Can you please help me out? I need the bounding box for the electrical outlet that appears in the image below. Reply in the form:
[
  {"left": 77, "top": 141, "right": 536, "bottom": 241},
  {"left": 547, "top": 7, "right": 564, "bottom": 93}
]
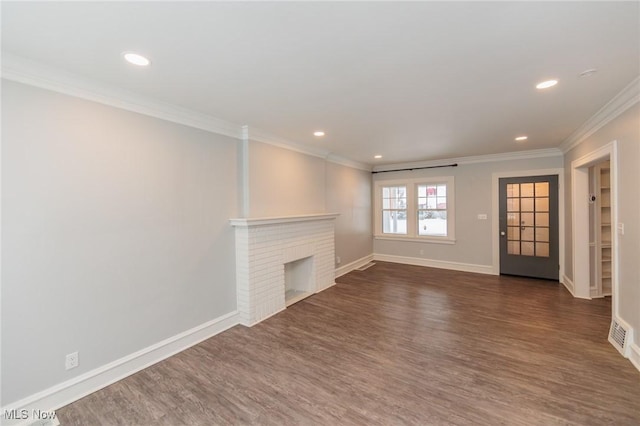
[
  {"left": 419, "top": 249, "right": 424, "bottom": 255},
  {"left": 65, "top": 352, "right": 79, "bottom": 370},
  {"left": 477, "top": 214, "right": 488, "bottom": 220},
  {"left": 336, "top": 256, "right": 341, "bottom": 264}
]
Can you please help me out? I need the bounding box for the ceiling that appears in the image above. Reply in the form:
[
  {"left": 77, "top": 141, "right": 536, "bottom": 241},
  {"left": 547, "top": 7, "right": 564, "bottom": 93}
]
[{"left": 2, "top": 2, "right": 639, "bottom": 165}]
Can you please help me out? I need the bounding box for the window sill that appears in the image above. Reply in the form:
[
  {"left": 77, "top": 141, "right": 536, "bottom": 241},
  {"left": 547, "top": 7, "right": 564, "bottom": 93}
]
[{"left": 374, "top": 235, "right": 456, "bottom": 245}]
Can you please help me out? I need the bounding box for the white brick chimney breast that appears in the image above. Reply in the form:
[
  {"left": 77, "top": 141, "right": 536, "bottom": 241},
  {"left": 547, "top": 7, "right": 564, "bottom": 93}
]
[{"left": 230, "top": 214, "right": 339, "bottom": 326}]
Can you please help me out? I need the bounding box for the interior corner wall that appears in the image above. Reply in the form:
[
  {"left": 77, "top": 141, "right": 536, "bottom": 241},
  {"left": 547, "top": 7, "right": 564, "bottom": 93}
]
[
  {"left": 1, "top": 80, "right": 239, "bottom": 406},
  {"left": 563, "top": 103, "right": 640, "bottom": 344},
  {"left": 247, "top": 140, "right": 326, "bottom": 217},
  {"left": 372, "top": 155, "right": 563, "bottom": 269},
  {"left": 245, "top": 140, "right": 373, "bottom": 268},
  {"left": 325, "top": 162, "right": 373, "bottom": 267}
]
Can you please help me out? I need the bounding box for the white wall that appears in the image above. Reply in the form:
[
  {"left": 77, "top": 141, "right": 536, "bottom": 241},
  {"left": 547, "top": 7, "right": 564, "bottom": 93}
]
[
  {"left": 373, "top": 156, "right": 563, "bottom": 269},
  {"left": 563, "top": 103, "right": 640, "bottom": 344},
  {"left": 1, "top": 81, "right": 239, "bottom": 405}
]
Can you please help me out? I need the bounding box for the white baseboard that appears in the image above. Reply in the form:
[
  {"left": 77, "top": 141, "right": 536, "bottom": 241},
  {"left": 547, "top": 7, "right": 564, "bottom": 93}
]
[
  {"left": 335, "top": 254, "right": 374, "bottom": 278},
  {"left": 561, "top": 274, "right": 592, "bottom": 299},
  {"left": 629, "top": 343, "right": 640, "bottom": 373},
  {"left": 244, "top": 279, "right": 338, "bottom": 327},
  {"left": 1, "top": 311, "right": 241, "bottom": 425},
  {"left": 373, "top": 253, "right": 493, "bottom": 275},
  {"left": 243, "top": 307, "right": 286, "bottom": 328},
  {"left": 561, "top": 274, "right": 576, "bottom": 296},
  {"left": 317, "top": 281, "right": 337, "bottom": 292}
]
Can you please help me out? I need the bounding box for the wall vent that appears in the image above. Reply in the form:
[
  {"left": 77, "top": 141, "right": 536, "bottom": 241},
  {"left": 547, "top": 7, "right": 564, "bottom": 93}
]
[{"left": 608, "top": 319, "right": 628, "bottom": 354}]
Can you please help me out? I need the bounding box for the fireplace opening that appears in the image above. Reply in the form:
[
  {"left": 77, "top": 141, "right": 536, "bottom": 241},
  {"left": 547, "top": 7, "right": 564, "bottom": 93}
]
[{"left": 284, "top": 256, "right": 314, "bottom": 307}]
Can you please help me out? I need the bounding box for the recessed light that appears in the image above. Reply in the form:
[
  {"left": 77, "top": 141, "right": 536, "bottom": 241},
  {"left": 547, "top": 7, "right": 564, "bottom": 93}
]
[
  {"left": 536, "top": 79, "right": 558, "bottom": 89},
  {"left": 374, "top": 155, "right": 382, "bottom": 159},
  {"left": 122, "top": 52, "right": 151, "bottom": 67},
  {"left": 515, "top": 136, "right": 528, "bottom": 141},
  {"left": 313, "top": 131, "right": 325, "bottom": 137}
]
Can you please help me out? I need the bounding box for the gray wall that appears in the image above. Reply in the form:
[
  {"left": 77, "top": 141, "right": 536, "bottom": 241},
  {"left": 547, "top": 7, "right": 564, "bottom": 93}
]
[
  {"left": 563, "top": 103, "right": 640, "bottom": 344},
  {"left": 1, "top": 82, "right": 374, "bottom": 406},
  {"left": 1, "top": 81, "right": 239, "bottom": 405},
  {"left": 373, "top": 156, "right": 563, "bottom": 267},
  {"left": 248, "top": 140, "right": 326, "bottom": 217},
  {"left": 325, "top": 161, "right": 373, "bottom": 267},
  {"left": 247, "top": 140, "right": 373, "bottom": 267}
]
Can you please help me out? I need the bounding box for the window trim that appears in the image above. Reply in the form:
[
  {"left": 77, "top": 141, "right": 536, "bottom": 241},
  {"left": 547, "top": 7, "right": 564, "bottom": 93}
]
[{"left": 374, "top": 176, "right": 456, "bottom": 243}]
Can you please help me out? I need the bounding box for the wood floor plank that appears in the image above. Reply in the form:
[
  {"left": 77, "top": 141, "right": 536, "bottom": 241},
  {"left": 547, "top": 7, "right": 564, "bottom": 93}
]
[{"left": 57, "top": 262, "right": 640, "bottom": 425}]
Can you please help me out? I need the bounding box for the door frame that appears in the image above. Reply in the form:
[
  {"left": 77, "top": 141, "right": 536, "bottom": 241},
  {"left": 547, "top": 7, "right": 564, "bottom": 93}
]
[
  {"left": 491, "top": 168, "right": 565, "bottom": 278},
  {"left": 570, "top": 141, "right": 618, "bottom": 309}
]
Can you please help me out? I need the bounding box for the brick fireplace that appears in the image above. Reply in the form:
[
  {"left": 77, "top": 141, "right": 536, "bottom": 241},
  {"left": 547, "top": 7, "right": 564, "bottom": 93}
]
[{"left": 230, "top": 213, "right": 338, "bottom": 326}]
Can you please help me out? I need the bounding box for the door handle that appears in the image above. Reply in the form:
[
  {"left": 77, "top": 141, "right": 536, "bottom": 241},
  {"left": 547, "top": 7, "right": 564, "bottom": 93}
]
[{"left": 500, "top": 231, "right": 506, "bottom": 237}]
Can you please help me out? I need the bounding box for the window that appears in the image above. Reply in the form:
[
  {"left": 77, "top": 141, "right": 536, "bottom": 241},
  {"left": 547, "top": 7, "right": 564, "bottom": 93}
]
[
  {"left": 382, "top": 186, "right": 407, "bottom": 234},
  {"left": 375, "top": 176, "right": 455, "bottom": 243},
  {"left": 417, "top": 184, "right": 447, "bottom": 236}
]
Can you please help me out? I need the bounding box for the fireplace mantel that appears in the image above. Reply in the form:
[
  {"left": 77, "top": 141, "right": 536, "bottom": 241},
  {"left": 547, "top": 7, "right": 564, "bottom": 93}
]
[
  {"left": 230, "top": 213, "right": 338, "bottom": 326},
  {"left": 230, "top": 213, "right": 339, "bottom": 227}
]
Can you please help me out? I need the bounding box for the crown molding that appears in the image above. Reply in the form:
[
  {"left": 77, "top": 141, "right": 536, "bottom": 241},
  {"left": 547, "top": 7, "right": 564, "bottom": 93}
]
[
  {"left": 372, "top": 148, "right": 563, "bottom": 173},
  {"left": 1, "top": 52, "right": 244, "bottom": 139},
  {"left": 560, "top": 75, "right": 640, "bottom": 153},
  {"left": 1, "top": 53, "right": 573, "bottom": 173},
  {"left": 246, "top": 127, "right": 331, "bottom": 159},
  {"left": 325, "top": 153, "right": 372, "bottom": 171},
  {"left": 1, "top": 53, "right": 372, "bottom": 170},
  {"left": 2, "top": 52, "right": 371, "bottom": 171},
  {"left": 246, "top": 127, "right": 372, "bottom": 171}
]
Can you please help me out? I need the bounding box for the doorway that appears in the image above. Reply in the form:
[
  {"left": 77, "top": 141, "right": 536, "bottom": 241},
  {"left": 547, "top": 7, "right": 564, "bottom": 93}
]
[
  {"left": 491, "top": 168, "right": 564, "bottom": 278},
  {"left": 499, "top": 175, "right": 560, "bottom": 280},
  {"left": 571, "top": 141, "right": 618, "bottom": 309}
]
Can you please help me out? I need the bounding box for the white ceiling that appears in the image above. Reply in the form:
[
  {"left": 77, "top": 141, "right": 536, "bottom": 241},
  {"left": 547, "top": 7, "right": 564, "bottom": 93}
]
[{"left": 2, "top": 1, "right": 639, "bottom": 165}]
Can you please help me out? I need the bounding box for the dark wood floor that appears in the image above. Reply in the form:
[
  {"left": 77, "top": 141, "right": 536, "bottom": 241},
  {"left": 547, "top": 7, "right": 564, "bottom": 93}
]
[{"left": 58, "top": 262, "right": 640, "bottom": 425}]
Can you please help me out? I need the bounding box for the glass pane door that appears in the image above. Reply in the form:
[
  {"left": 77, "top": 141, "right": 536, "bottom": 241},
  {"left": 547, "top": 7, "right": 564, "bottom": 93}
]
[{"left": 499, "top": 175, "right": 559, "bottom": 280}]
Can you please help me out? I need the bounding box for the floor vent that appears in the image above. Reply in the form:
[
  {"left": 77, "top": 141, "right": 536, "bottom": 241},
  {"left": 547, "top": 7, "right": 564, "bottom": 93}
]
[
  {"left": 609, "top": 319, "right": 628, "bottom": 354},
  {"left": 356, "top": 262, "right": 376, "bottom": 271}
]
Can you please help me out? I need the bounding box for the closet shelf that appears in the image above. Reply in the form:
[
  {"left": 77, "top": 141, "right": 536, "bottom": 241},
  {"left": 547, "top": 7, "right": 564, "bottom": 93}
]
[{"left": 594, "top": 164, "right": 611, "bottom": 299}]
